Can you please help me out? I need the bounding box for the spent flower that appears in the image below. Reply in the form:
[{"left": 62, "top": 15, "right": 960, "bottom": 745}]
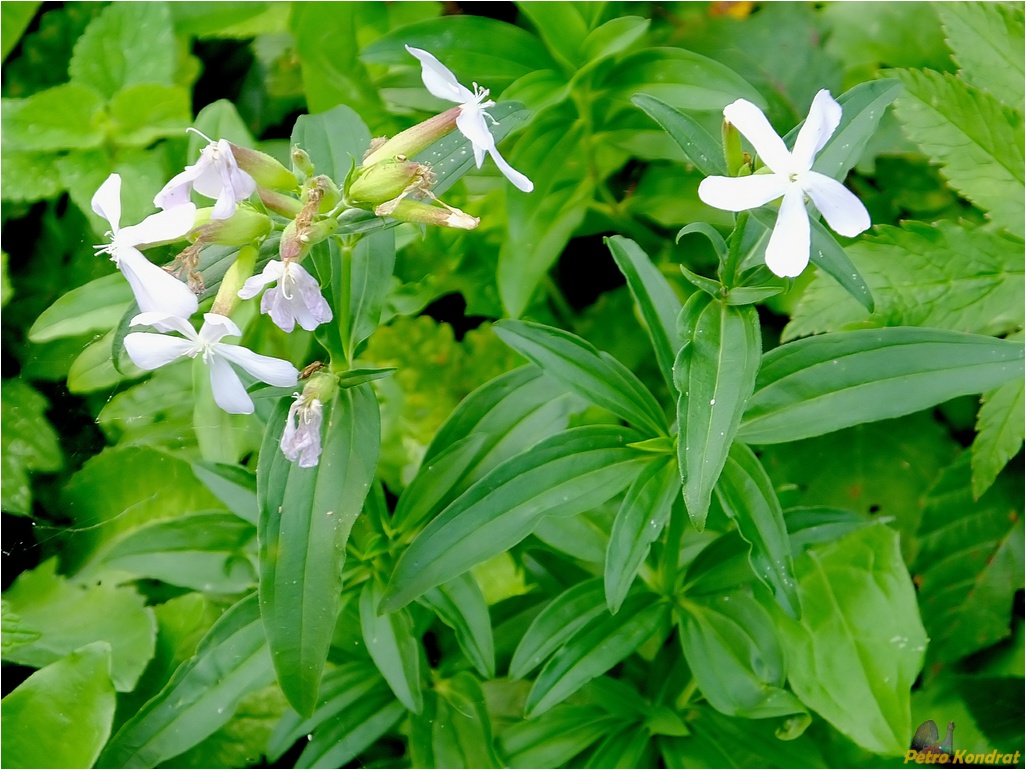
[
  {"left": 698, "top": 89, "right": 871, "bottom": 277},
  {"left": 155, "top": 130, "right": 257, "bottom": 220},
  {"left": 280, "top": 391, "right": 324, "bottom": 468},
  {"left": 238, "top": 260, "right": 333, "bottom": 333}
]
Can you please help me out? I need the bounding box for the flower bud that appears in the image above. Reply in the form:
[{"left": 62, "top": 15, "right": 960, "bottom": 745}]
[
  {"left": 279, "top": 217, "right": 338, "bottom": 261},
  {"left": 211, "top": 243, "right": 257, "bottom": 317},
  {"left": 348, "top": 159, "right": 432, "bottom": 207},
  {"left": 304, "top": 175, "right": 341, "bottom": 214},
  {"left": 378, "top": 199, "right": 479, "bottom": 230},
  {"left": 259, "top": 188, "right": 304, "bottom": 218},
  {"left": 362, "top": 106, "right": 460, "bottom": 167},
  {"left": 192, "top": 207, "right": 272, "bottom": 247},
  {"left": 723, "top": 118, "right": 745, "bottom": 176},
  {"left": 292, "top": 147, "right": 315, "bottom": 179},
  {"left": 229, "top": 143, "right": 298, "bottom": 191}
]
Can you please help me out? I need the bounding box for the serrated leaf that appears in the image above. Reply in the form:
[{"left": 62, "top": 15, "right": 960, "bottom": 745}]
[
  {"left": 108, "top": 83, "right": 191, "bottom": 146},
  {"left": 893, "top": 68, "right": 1025, "bottom": 237},
  {"left": 360, "top": 581, "right": 423, "bottom": 714},
  {"left": 739, "top": 327, "right": 1025, "bottom": 445},
  {"left": 972, "top": 376, "right": 1025, "bottom": 498},
  {"left": 0, "top": 148, "right": 63, "bottom": 202},
  {"left": 1, "top": 600, "right": 40, "bottom": 656},
  {"left": 939, "top": 2, "right": 1025, "bottom": 110},
  {"left": 1, "top": 83, "right": 106, "bottom": 151},
  {"left": 0, "top": 379, "right": 62, "bottom": 516},
  {"left": 916, "top": 454, "right": 1024, "bottom": 666}
]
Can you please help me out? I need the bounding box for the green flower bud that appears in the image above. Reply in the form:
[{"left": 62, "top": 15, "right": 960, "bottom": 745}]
[
  {"left": 349, "top": 159, "right": 432, "bottom": 207},
  {"left": 723, "top": 118, "right": 745, "bottom": 176},
  {"left": 211, "top": 243, "right": 257, "bottom": 317},
  {"left": 292, "top": 147, "right": 315, "bottom": 179},
  {"left": 192, "top": 207, "right": 272, "bottom": 247},
  {"left": 259, "top": 188, "right": 304, "bottom": 218},
  {"left": 304, "top": 175, "right": 341, "bottom": 214},
  {"left": 362, "top": 106, "right": 460, "bottom": 167},
  {"left": 279, "top": 217, "right": 338, "bottom": 261},
  {"left": 378, "top": 199, "right": 478, "bottom": 230},
  {"left": 229, "top": 143, "right": 298, "bottom": 191}
]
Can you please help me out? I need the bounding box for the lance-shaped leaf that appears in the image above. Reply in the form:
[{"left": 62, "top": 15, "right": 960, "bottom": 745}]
[
  {"left": 499, "top": 705, "right": 621, "bottom": 769},
  {"left": 420, "top": 573, "right": 495, "bottom": 679},
  {"left": 392, "top": 434, "right": 489, "bottom": 532},
  {"left": 258, "top": 385, "right": 380, "bottom": 716},
  {"left": 716, "top": 443, "right": 800, "bottom": 618},
  {"left": 494, "top": 320, "right": 667, "bottom": 437},
  {"left": 409, "top": 673, "right": 503, "bottom": 769},
  {"left": 606, "top": 235, "right": 683, "bottom": 392},
  {"left": 336, "top": 229, "right": 396, "bottom": 362},
  {"left": 382, "top": 425, "right": 649, "bottom": 612},
  {"left": 739, "top": 328, "right": 1025, "bottom": 444},
  {"left": 674, "top": 295, "right": 761, "bottom": 530},
  {"left": 359, "top": 581, "right": 424, "bottom": 714},
  {"left": 605, "top": 458, "right": 681, "bottom": 613},
  {"left": 99, "top": 594, "right": 274, "bottom": 768},
  {"left": 192, "top": 461, "right": 258, "bottom": 525},
  {"left": 525, "top": 591, "right": 668, "bottom": 717},
  {"left": 631, "top": 93, "right": 727, "bottom": 177}
]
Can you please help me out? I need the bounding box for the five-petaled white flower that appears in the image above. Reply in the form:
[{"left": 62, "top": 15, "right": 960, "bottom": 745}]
[
  {"left": 237, "top": 259, "right": 333, "bottom": 333},
  {"left": 124, "top": 312, "right": 299, "bottom": 415},
  {"left": 92, "top": 174, "right": 198, "bottom": 319},
  {"left": 406, "top": 45, "right": 533, "bottom": 193},
  {"left": 154, "top": 131, "right": 257, "bottom": 220},
  {"left": 698, "top": 90, "right": 871, "bottom": 278},
  {"left": 280, "top": 392, "right": 324, "bottom": 468}
]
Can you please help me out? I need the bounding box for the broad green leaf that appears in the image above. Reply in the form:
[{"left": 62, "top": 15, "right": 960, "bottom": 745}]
[
  {"left": 581, "top": 16, "right": 649, "bottom": 64},
  {"left": 606, "top": 235, "right": 683, "bottom": 391},
  {"left": 382, "top": 425, "right": 649, "bottom": 611},
  {"left": 605, "top": 458, "right": 680, "bottom": 613},
  {"left": 192, "top": 461, "right": 258, "bottom": 525},
  {"left": 892, "top": 68, "right": 1025, "bottom": 237},
  {"left": 0, "top": 148, "right": 63, "bottom": 202},
  {"left": 420, "top": 573, "right": 495, "bottom": 679},
  {"left": 509, "top": 578, "right": 607, "bottom": 679},
  {"left": 680, "top": 591, "right": 807, "bottom": 725},
  {"left": 291, "top": 103, "right": 371, "bottom": 182},
  {"left": 101, "top": 512, "right": 257, "bottom": 593},
  {"left": 739, "top": 327, "right": 1025, "bottom": 445},
  {"left": 939, "top": 2, "right": 1025, "bottom": 110},
  {"left": 516, "top": 2, "right": 591, "bottom": 69},
  {"left": 785, "top": 221, "right": 1025, "bottom": 341},
  {"left": 916, "top": 454, "right": 1024, "bottom": 666},
  {"left": 1, "top": 83, "right": 106, "bottom": 151},
  {"left": 98, "top": 594, "right": 274, "bottom": 768},
  {"left": 28, "top": 272, "right": 132, "bottom": 343},
  {"left": 675, "top": 297, "right": 761, "bottom": 529},
  {"left": 170, "top": 2, "right": 290, "bottom": 38},
  {"left": 258, "top": 385, "right": 380, "bottom": 716},
  {"left": 785, "top": 506, "right": 878, "bottom": 557},
  {"left": 781, "top": 525, "right": 927, "bottom": 756},
  {"left": 716, "top": 444, "right": 800, "bottom": 618},
  {"left": 1, "top": 2, "right": 40, "bottom": 62},
  {"left": 68, "top": 328, "right": 141, "bottom": 393},
  {"left": 409, "top": 674, "right": 503, "bottom": 769},
  {"left": 2, "top": 558, "right": 155, "bottom": 692},
  {"left": 972, "top": 376, "right": 1025, "bottom": 498},
  {"left": 630, "top": 93, "right": 727, "bottom": 177},
  {"left": 360, "top": 581, "right": 424, "bottom": 713},
  {"left": 525, "top": 591, "right": 667, "bottom": 716},
  {"left": 108, "top": 83, "right": 191, "bottom": 147},
  {"left": 1, "top": 600, "right": 40, "bottom": 655},
  {"left": 0, "top": 379, "right": 62, "bottom": 516},
  {"left": 68, "top": 1, "right": 176, "bottom": 98},
  {"left": 495, "top": 320, "right": 666, "bottom": 436},
  {"left": 499, "top": 705, "right": 619, "bottom": 769},
  {"left": 0, "top": 642, "right": 115, "bottom": 769},
  {"left": 191, "top": 99, "right": 255, "bottom": 150}
]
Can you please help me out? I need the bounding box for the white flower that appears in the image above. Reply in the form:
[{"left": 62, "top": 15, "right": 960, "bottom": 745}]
[
  {"left": 406, "top": 45, "right": 534, "bottom": 193},
  {"left": 92, "top": 173, "right": 198, "bottom": 318},
  {"left": 280, "top": 392, "right": 324, "bottom": 468},
  {"left": 237, "top": 259, "right": 333, "bottom": 333},
  {"left": 154, "top": 131, "right": 257, "bottom": 220},
  {"left": 124, "top": 312, "right": 298, "bottom": 415},
  {"left": 698, "top": 90, "right": 871, "bottom": 278}
]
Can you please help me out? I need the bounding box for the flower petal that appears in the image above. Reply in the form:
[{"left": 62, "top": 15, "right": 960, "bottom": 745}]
[
  {"left": 238, "top": 260, "right": 284, "bottom": 300},
  {"left": 91, "top": 174, "right": 122, "bottom": 230},
  {"left": 488, "top": 148, "right": 534, "bottom": 193},
  {"left": 124, "top": 331, "right": 196, "bottom": 370},
  {"left": 723, "top": 99, "right": 792, "bottom": 174},
  {"left": 289, "top": 263, "right": 333, "bottom": 330},
  {"left": 216, "top": 343, "right": 299, "bottom": 387},
  {"left": 199, "top": 313, "right": 243, "bottom": 345},
  {"left": 119, "top": 204, "right": 196, "bottom": 248},
  {"left": 118, "top": 249, "right": 199, "bottom": 318},
  {"left": 456, "top": 105, "right": 496, "bottom": 153},
  {"left": 261, "top": 288, "right": 297, "bottom": 333},
  {"left": 803, "top": 172, "right": 871, "bottom": 237},
  {"left": 130, "top": 311, "right": 198, "bottom": 337},
  {"left": 207, "top": 355, "right": 254, "bottom": 414},
  {"left": 154, "top": 166, "right": 202, "bottom": 211},
  {"left": 406, "top": 45, "right": 475, "bottom": 103},
  {"left": 791, "top": 90, "right": 842, "bottom": 172},
  {"left": 698, "top": 173, "right": 790, "bottom": 212},
  {"left": 764, "top": 186, "right": 811, "bottom": 278}
]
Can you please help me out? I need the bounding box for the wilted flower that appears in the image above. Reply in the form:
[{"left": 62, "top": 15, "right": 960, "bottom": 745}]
[
  {"left": 92, "top": 173, "right": 198, "bottom": 318},
  {"left": 406, "top": 45, "right": 533, "bottom": 193},
  {"left": 238, "top": 259, "right": 333, "bottom": 333},
  {"left": 155, "top": 130, "right": 257, "bottom": 220},
  {"left": 124, "top": 312, "right": 298, "bottom": 414},
  {"left": 698, "top": 90, "right": 871, "bottom": 277},
  {"left": 280, "top": 391, "right": 324, "bottom": 468}
]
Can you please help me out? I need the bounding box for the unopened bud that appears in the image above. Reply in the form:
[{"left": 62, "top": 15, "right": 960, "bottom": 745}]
[
  {"left": 280, "top": 218, "right": 338, "bottom": 261},
  {"left": 229, "top": 143, "right": 298, "bottom": 191},
  {"left": 259, "top": 188, "right": 304, "bottom": 218},
  {"left": 362, "top": 106, "right": 460, "bottom": 167},
  {"left": 292, "top": 147, "right": 315, "bottom": 179},
  {"left": 349, "top": 159, "right": 432, "bottom": 207},
  {"left": 211, "top": 244, "right": 257, "bottom": 317},
  {"left": 723, "top": 119, "right": 745, "bottom": 176},
  {"left": 192, "top": 207, "right": 272, "bottom": 247},
  {"left": 378, "top": 199, "right": 479, "bottom": 230},
  {"left": 304, "top": 175, "right": 341, "bottom": 214}
]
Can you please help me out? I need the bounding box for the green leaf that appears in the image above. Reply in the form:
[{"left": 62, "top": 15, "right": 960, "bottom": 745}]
[
  {"left": 68, "top": 1, "right": 176, "bottom": 98},
  {"left": 0, "top": 148, "right": 63, "bottom": 202},
  {"left": 716, "top": 444, "right": 800, "bottom": 619},
  {"left": 28, "top": 272, "right": 132, "bottom": 343},
  {"left": 938, "top": 2, "right": 1025, "bottom": 110},
  {"left": 291, "top": 103, "right": 372, "bottom": 182},
  {"left": 1, "top": 600, "right": 40, "bottom": 655},
  {"left": 360, "top": 581, "right": 424, "bottom": 713},
  {"left": 258, "top": 385, "right": 380, "bottom": 716},
  {"left": 785, "top": 221, "right": 1025, "bottom": 341},
  {"left": 101, "top": 512, "right": 257, "bottom": 593},
  {"left": 781, "top": 525, "right": 927, "bottom": 756},
  {"left": 892, "top": 68, "right": 1025, "bottom": 237},
  {"left": 420, "top": 573, "right": 495, "bottom": 679},
  {"left": 1, "top": 83, "right": 106, "bottom": 151},
  {"left": 0, "top": 642, "right": 115, "bottom": 769},
  {"left": 192, "top": 461, "right": 258, "bottom": 525},
  {"left": 582, "top": 16, "right": 649, "bottom": 64},
  {"left": 739, "top": 327, "right": 1025, "bottom": 445},
  {"left": 525, "top": 591, "right": 667, "bottom": 716},
  {"left": 191, "top": 99, "right": 255, "bottom": 148},
  {"left": 0, "top": 379, "right": 62, "bottom": 516},
  {"left": 605, "top": 458, "right": 680, "bottom": 613},
  {"left": 916, "top": 454, "right": 1024, "bottom": 666},
  {"left": 382, "top": 425, "right": 649, "bottom": 611},
  {"left": 680, "top": 591, "right": 807, "bottom": 723},
  {"left": 972, "top": 376, "right": 1025, "bottom": 499},
  {"left": 494, "top": 320, "right": 666, "bottom": 437},
  {"left": 409, "top": 674, "right": 503, "bottom": 769},
  {"left": 585, "top": 724, "right": 652, "bottom": 768},
  {"left": 108, "top": 83, "right": 191, "bottom": 146},
  {"left": 1, "top": 2, "right": 40, "bottom": 62},
  {"left": 631, "top": 94, "right": 727, "bottom": 177},
  {"left": 674, "top": 297, "right": 761, "bottom": 529},
  {"left": 516, "top": 2, "right": 591, "bottom": 69},
  {"left": 98, "top": 594, "right": 275, "bottom": 768},
  {"left": 392, "top": 434, "right": 490, "bottom": 532},
  {"left": 339, "top": 229, "right": 396, "bottom": 361},
  {"left": 2, "top": 558, "right": 155, "bottom": 692},
  {"left": 606, "top": 235, "right": 683, "bottom": 392},
  {"left": 499, "top": 705, "right": 619, "bottom": 769}
]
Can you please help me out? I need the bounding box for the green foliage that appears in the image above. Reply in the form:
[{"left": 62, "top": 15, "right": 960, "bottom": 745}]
[{"left": 0, "top": 379, "right": 61, "bottom": 515}]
